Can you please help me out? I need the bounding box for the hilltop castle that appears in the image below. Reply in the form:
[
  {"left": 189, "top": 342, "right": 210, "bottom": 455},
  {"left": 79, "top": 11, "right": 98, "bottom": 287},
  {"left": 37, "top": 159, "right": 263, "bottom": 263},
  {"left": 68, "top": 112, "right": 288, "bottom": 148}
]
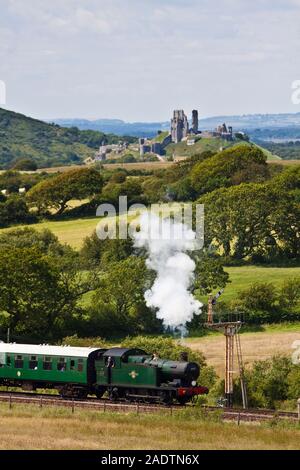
[{"left": 170, "top": 109, "right": 233, "bottom": 143}]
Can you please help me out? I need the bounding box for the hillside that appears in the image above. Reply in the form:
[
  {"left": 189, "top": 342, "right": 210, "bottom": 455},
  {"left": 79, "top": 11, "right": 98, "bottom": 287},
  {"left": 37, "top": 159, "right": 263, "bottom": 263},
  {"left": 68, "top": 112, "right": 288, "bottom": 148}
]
[
  {"left": 0, "top": 108, "right": 134, "bottom": 169},
  {"left": 50, "top": 117, "right": 170, "bottom": 138},
  {"left": 165, "top": 137, "right": 281, "bottom": 161}
]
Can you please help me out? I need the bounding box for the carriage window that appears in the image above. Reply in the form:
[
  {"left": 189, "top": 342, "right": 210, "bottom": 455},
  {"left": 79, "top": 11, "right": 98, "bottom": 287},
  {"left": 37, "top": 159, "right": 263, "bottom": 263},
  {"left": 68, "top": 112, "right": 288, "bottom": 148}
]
[
  {"left": 70, "top": 360, "right": 75, "bottom": 370},
  {"left": 15, "top": 355, "right": 23, "bottom": 368},
  {"left": 57, "top": 357, "right": 67, "bottom": 371},
  {"left": 7, "top": 355, "right": 11, "bottom": 366},
  {"left": 43, "top": 356, "right": 52, "bottom": 370},
  {"left": 29, "top": 356, "right": 38, "bottom": 370},
  {"left": 78, "top": 358, "right": 83, "bottom": 372}
]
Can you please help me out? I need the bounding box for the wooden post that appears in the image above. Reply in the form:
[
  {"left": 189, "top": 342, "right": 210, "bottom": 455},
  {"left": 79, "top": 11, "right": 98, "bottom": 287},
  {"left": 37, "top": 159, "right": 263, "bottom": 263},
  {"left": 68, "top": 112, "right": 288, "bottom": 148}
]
[{"left": 207, "top": 294, "right": 213, "bottom": 323}]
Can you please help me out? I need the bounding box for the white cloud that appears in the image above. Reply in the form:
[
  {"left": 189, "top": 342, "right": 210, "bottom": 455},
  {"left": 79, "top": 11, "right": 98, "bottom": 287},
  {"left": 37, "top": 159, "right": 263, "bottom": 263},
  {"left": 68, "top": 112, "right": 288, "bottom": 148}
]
[{"left": 0, "top": 0, "right": 299, "bottom": 120}]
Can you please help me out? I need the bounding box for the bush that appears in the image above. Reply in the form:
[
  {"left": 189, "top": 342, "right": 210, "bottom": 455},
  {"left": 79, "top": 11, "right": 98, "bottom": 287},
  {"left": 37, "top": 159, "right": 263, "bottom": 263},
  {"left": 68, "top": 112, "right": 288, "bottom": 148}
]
[
  {"left": 279, "top": 278, "right": 300, "bottom": 308},
  {"left": 12, "top": 159, "right": 38, "bottom": 171},
  {"left": 232, "top": 280, "right": 300, "bottom": 324},
  {"left": 0, "top": 195, "right": 36, "bottom": 227},
  {"left": 233, "top": 355, "right": 300, "bottom": 409},
  {"left": 61, "top": 335, "right": 109, "bottom": 348}
]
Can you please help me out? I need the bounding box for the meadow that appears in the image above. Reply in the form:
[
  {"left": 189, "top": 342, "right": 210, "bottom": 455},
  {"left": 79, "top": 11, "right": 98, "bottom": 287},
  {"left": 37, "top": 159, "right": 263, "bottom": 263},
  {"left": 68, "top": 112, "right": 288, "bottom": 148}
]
[{"left": 0, "top": 404, "right": 299, "bottom": 450}]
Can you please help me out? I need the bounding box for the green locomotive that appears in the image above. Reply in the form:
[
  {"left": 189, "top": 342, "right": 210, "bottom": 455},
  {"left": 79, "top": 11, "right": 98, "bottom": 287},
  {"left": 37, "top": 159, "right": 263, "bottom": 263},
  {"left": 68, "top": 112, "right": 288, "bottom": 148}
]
[{"left": 0, "top": 343, "right": 208, "bottom": 404}]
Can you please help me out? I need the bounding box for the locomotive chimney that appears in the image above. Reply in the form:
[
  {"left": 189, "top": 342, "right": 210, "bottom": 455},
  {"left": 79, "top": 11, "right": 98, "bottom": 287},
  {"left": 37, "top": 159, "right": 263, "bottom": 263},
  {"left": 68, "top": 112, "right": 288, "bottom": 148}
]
[{"left": 180, "top": 351, "right": 189, "bottom": 362}]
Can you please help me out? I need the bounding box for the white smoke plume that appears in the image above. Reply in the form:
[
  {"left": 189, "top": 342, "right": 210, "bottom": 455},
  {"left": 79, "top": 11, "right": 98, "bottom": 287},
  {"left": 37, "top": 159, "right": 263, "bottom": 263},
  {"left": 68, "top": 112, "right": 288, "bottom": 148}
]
[{"left": 133, "top": 212, "right": 202, "bottom": 330}]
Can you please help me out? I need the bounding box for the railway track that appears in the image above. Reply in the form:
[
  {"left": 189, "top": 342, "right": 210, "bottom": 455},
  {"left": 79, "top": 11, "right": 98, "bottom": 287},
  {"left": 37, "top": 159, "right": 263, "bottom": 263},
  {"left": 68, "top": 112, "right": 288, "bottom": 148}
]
[
  {"left": 202, "top": 405, "right": 299, "bottom": 423},
  {"left": 0, "top": 391, "right": 299, "bottom": 423}
]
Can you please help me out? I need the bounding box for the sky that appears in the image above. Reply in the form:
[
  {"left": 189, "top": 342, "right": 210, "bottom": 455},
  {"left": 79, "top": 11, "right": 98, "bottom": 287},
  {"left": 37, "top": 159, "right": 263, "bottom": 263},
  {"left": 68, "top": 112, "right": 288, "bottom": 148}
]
[{"left": 0, "top": 0, "right": 300, "bottom": 121}]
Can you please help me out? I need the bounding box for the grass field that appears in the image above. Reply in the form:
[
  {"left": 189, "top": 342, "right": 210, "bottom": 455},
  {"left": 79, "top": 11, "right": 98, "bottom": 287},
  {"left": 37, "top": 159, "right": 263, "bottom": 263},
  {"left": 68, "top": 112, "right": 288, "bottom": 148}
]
[
  {"left": 0, "top": 404, "right": 299, "bottom": 450},
  {"left": 222, "top": 266, "right": 300, "bottom": 302},
  {"left": 0, "top": 217, "right": 101, "bottom": 249},
  {"left": 186, "top": 324, "right": 300, "bottom": 377}
]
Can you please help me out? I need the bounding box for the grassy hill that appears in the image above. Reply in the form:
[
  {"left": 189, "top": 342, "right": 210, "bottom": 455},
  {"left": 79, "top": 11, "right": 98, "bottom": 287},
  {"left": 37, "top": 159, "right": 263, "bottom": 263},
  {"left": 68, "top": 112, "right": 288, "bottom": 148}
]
[
  {"left": 165, "top": 137, "right": 281, "bottom": 161},
  {"left": 0, "top": 108, "right": 134, "bottom": 169}
]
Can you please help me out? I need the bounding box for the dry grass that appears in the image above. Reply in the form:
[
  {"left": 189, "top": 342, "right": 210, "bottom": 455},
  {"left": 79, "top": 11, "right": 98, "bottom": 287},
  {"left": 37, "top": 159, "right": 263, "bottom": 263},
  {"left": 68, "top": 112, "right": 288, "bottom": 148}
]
[
  {"left": 186, "top": 329, "right": 300, "bottom": 377},
  {"left": 0, "top": 405, "right": 299, "bottom": 450},
  {"left": 35, "top": 161, "right": 175, "bottom": 173},
  {"left": 268, "top": 159, "right": 300, "bottom": 166},
  {"left": 102, "top": 161, "right": 174, "bottom": 170}
]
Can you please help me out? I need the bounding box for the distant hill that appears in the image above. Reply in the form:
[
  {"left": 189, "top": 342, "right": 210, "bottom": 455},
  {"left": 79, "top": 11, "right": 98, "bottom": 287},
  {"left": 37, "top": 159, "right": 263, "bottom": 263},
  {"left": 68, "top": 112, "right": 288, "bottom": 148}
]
[
  {"left": 50, "top": 112, "right": 300, "bottom": 141},
  {"left": 0, "top": 108, "right": 135, "bottom": 169},
  {"left": 49, "top": 118, "right": 170, "bottom": 139}
]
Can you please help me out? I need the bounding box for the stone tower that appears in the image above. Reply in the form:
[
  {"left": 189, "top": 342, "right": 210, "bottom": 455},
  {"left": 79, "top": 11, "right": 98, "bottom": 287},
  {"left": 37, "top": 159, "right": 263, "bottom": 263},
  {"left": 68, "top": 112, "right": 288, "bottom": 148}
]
[
  {"left": 171, "top": 110, "right": 189, "bottom": 143},
  {"left": 192, "top": 110, "right": 198, "bottom": 133}
]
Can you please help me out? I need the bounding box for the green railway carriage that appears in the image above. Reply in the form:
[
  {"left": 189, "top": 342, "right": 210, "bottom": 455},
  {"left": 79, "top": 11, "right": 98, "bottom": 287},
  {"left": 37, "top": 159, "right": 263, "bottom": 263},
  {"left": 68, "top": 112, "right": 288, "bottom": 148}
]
[{"left": 0, "top": 343, "right": 105, "bottom": 397}]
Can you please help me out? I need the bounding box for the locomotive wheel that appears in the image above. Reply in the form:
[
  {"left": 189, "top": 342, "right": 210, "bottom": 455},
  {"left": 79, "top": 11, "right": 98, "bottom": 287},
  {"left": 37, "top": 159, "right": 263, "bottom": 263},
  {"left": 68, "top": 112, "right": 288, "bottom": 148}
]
[
  {"left": 159, "top": 391, "right": 172, "bottom": 406},
  {"left": 109, "top": 387, "right": 119, "bottom": 401},
  {"left": 95, "top": 387, "right": 106, "bottom": 399}
]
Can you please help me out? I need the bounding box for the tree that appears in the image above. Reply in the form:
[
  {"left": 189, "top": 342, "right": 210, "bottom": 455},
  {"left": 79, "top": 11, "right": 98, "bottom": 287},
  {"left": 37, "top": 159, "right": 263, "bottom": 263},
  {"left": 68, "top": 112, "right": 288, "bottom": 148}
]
[
  {"left": 199, "top": 182, "right": 299, "bottom": 261},
  {"left": 0, "top": 227, "right": 79, "bottom": 270},
  {"left": 101, "top": 179, "right": 143, "bottom": 205},
  {"left": 190, "top": 144, "right": 267, "bottom": 196},
  {"left": 26, "top": 167, "right": 103, "bottom": 215},
  {"left": 93, "top": 256, "right": 150, "bottom": 318},
  {"left": 110, "top": 171, "right": 127, "bottom": 184},
  {"left": 80, "top": 230, "right": 134, "bottom": 268},
  {"left": 0, "top": 195, "right": 35, "bottom": 228},
  {"left": 235, "top": 356, "right": 293, "bottom": 408},
  {"left": 13, "top": 159, "right": 38, "bottom": 171},
  {"left": 192, "top": 252, "right": 230, "bottom": 295},
  {"left": 90, "top": 256, "right": 153, "bottom": 335},
  {"left": 0, "top": 247, "right": 95, "bottom": 340}
]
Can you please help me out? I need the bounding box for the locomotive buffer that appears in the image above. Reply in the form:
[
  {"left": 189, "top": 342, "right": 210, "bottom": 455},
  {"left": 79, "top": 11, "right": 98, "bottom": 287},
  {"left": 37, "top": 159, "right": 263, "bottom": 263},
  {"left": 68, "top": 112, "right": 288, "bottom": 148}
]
[{"left": 205, "top": 291, "right": 248, "bottom": 409}]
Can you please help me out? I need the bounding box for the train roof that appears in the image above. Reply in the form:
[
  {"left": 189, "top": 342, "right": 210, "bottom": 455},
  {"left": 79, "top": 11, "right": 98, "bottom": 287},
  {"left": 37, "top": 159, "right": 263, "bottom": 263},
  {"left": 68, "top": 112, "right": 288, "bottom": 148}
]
[{"left": 0, "top": 342, "right": 102, "bottom": 358}]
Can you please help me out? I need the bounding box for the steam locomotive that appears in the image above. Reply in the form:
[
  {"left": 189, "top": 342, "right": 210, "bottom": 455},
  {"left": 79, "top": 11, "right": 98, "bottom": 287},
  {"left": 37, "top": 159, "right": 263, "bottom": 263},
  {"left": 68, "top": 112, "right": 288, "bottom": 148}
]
[{"left": 0, "top": 343, "right": 208, "bottom": 405}]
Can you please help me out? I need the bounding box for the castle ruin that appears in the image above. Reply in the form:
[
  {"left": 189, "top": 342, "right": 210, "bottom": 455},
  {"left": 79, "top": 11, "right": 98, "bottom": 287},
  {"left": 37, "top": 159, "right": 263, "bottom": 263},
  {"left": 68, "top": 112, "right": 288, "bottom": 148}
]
[{"left": 171, "top": 110, "right": 189, "bottom": 143}]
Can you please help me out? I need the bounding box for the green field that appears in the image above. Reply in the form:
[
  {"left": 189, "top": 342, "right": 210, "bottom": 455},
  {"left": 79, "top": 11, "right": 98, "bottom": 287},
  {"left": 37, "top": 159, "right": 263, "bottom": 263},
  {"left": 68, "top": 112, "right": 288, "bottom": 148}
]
[
  {"left": 0, "top": 404, "right": 299, "bottom": 450},
  {"left": 222, "top": 266, "right": 300, "bottom": 301},
  {"left": 0, "top": 217, "right": 100, "bottom": 249}
]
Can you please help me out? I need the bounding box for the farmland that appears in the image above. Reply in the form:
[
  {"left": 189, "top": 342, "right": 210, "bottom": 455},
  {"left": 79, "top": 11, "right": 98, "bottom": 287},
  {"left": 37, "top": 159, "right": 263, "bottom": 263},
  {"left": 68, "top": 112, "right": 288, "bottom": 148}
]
[{"left": 186, "top": 324, "right": 300, "bottom": 377}]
